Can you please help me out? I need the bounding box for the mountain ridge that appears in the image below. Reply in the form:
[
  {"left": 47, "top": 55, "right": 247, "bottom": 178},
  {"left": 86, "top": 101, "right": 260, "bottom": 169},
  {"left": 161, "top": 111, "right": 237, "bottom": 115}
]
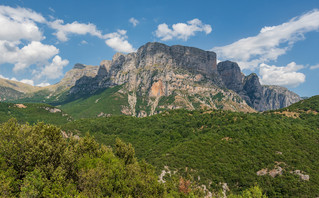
[{"left": 0, "top": 42, "right": 301, "bottom": 116}]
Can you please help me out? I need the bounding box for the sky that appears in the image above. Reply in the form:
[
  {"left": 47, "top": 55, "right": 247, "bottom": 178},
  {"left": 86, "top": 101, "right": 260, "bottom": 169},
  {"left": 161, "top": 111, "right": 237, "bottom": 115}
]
[{"left": 0, "top": 0, "right": 318, "bottom": 97}]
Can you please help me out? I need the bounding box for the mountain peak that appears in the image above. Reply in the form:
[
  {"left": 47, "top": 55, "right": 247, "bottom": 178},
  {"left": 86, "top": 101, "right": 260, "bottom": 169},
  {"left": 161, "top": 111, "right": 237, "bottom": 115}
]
[
  {"left": 0, "top": 42, "right": 301, "bottom": 114},
  {"left": 73, "top": 63, "right": 86, "bottom": 69}
]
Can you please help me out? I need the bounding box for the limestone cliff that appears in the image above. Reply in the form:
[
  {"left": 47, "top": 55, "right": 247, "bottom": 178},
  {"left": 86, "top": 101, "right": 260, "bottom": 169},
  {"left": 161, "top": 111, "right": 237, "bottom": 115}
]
[
  {"left": 217, "top": 61, "right": 301, "bottom": 111},
  {"left": 69, "top": 42, "right": 254, "bottom": 116},
  {"left": 0, "top": 42, "right": 301, "bottom": 114}
]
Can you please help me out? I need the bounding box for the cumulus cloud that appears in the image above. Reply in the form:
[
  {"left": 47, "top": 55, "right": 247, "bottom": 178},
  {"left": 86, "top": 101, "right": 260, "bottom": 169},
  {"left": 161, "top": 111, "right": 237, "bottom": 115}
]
[
  {"left": 0, "top": 5, "right": 135, "bottom": 85},
  {"left": 49, "top": 19, "right": 103, "bottom": 42},
  {"left": 259, "top": 62, "right": 305, "bottom": 87},
  {"left": 310, "top": 64, "right": 319, "bottom": 70},
  {"left": 20, "top": 79, "right": 34, "bottom": 86},
  {"left": 104, "top": 30, "right": 135, "bottom": 53},
  {"left": 0, "top": 41, "right": 60, "bottom": 72},
  {"left": 80, "top": 40, "right": 88, "bottom": 45},
  {"left": 129, "top": 17, "right": 139, "bottom": 27},
  {"left": 0, "top": 5, "right": 45, "bottom": 41},
  {"left": 37, "top": 82, "right": 50, "bottom": 87},
  {"left": 49, "top": 19, "right": 135, "bottom": 53},
  {"left": 213, "top": 9, "right": 319, "bottom": 70},
  {"left": 155, "top": 18, "right": 212, "bottom": 41},
  {"left": 0, "top": 5, "right": 68, "bottom": 82},
  {"left": 36, "top": 55, "right": 69, "bottom": 80}
]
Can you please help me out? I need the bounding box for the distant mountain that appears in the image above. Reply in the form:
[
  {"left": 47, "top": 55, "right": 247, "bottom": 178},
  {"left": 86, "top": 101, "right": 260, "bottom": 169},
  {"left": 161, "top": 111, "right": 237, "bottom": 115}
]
[
  {"left": 0, "top": 42, "right": 301, "bottom": 117},
  {"left": 0, "top": 78, "right": 40, "bottom": 101},
  {"left": 217, "top": 61, "right": 301, "bottom": 111}
]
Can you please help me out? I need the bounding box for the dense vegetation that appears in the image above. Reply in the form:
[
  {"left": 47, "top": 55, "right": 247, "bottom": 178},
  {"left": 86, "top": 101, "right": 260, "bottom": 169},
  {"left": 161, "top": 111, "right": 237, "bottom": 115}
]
[
  {"left": 284, "top": 95, "right": 319, "bottom": 112},
  {"left": 0, "top": 119, "right": 266, "bottom": 197},
  {"left": 1, "top": 95, "right": 319, "bottom": 197},
  {"left": 60, "top": 86, "right": 128, "bottom": 119},
  {"left": 0, "top": 119, "right": 171, "bottom": 197},
  {"left": 0, "top": 102, "right": 70, "bottom": 125},
  {"left": 63, "top": 104, "right": 319, "bottom": 197}
]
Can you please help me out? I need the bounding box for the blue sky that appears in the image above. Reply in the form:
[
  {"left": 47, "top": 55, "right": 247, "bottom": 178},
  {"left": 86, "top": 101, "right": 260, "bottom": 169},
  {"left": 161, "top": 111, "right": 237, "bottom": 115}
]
[{"left": 0, "top": 0, "right": 318, "bottom": 97}]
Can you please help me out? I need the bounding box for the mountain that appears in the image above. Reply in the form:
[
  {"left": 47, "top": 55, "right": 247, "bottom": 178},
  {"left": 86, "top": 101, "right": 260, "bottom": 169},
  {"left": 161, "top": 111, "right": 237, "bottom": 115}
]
[
  {"left": 217, "top": 61, "right": 301, "bottom": 111},
  {"left": 0, "top": 63, "right": 98, "bottom": 104},
  {"left": 0, "top": 78, "right": 40, "bottom": 101},
  {"left": 64, "top": 42, "right": 299, "bottom": 116},
  {"left": 0, "top": 42, "right": 301, "bottom": 117}
]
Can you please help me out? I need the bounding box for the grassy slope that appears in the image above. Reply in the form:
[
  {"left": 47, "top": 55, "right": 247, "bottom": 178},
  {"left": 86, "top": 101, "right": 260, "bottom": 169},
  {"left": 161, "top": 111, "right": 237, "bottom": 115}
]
[
  {"left": 62, "top": 106, "right": 319, "bottom": 197},
  {"left": 0, "top": 102, "right": 71, "bottom": 125},
  {"left": 60, "top": 85, "right": 128, "bottom": 119}
]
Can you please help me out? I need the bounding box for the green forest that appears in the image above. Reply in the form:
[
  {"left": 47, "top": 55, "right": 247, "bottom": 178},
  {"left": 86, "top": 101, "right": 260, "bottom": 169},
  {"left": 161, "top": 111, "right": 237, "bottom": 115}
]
[{"left": 1, "top": 95, "right": 319, "bottom": 197}]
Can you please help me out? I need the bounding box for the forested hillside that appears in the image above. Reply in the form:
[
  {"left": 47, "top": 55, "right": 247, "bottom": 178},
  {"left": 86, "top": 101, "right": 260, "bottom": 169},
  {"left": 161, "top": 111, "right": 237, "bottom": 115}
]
[
  {"left": 0, "top": 119, "right": 266, "bottom": 197},
  {"left": 1, "top": 96, "right": 319, "bottom": 197},
  {"left": 62, "top": 97, "right": 319, "bottom": 197},
  {"left": 0, "top": 102, "right": 70, "bottom": 125}
]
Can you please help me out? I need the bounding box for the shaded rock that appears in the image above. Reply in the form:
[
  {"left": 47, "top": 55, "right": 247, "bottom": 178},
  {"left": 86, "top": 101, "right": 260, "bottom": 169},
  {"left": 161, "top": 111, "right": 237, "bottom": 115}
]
[
  {"left": 217, "top": 61, "right": 244, "bottom": 93},
  {"left": 217, "top": 61, "right": 301, "bottom": 111}
]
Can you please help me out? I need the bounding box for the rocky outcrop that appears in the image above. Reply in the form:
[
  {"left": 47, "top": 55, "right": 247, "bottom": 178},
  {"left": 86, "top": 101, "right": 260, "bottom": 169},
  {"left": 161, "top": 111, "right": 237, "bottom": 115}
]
[
  {"left": 217, "top": 61, "right": 301, "bottom": 111},
  {"left": 0, "top": 42, "right": 301, "bottom": 113},
  {"left": 217, "top": 61, "right": 244, "bottom": 93},
  {"left": 261, "top": 85, "right": 301, "bottom": 111},
  {"left": 69, "top": 42, "right": 254, "bottom": 116},
  {"left": 136, "top": 42, "right": 218, "bottom": 77},
  {"left": 69, "top": 44, "right": 300, "bottom": 114},
  {"left": 54, "top": 63, "right": 99, "bottom": 91}
]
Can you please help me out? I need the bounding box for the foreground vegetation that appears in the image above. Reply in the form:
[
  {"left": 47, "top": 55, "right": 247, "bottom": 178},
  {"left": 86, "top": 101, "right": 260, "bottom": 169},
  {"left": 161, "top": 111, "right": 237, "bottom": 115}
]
[
  {"left": 1, "top": 95, "right": 318, "bottom": 197},
  {"left": 0, "top": 119, "right": 267, "bottom": 197},
  {"left": 0, "top": 119, "right": 168, "bottom": 197}
]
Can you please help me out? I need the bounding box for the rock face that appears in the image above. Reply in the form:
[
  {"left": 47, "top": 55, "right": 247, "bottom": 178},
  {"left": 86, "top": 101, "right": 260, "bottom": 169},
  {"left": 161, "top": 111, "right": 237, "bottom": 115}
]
[
  {"left": 53, "top": 63, "right": 99, "bottom": 91},
  {"left": 69, "top": 43, "right": 300, "bottom": 114},
  {"left": 0, "top": 42, "right": 301, "bottom": 113},
  {"left": 217, "top": 61, "right": 244, "bottom": 93},
  {"left": 217, "top": 60, "right": 301, "bottom": 111},
  {"left": 70, "top": 42, "right": 254, "bottom": 116}
]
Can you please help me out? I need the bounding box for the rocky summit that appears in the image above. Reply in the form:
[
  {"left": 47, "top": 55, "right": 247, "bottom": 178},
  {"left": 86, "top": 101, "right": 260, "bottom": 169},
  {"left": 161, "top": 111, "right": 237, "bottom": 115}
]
[
  {"left": 0, "top": 42, "right": 301, "bottom": 117},
  {"left": 217, "top": 61, "right": 301, "bottom": 111}
]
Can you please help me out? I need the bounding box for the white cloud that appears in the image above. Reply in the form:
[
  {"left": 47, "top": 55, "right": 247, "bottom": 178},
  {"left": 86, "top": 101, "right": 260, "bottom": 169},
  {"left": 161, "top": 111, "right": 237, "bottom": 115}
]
[
  {"left": 49, "top": 19, "right": 135, "bottom": 53},
  {"left": 80, "top": 40, "right": 88, "bottom": 45},
  {"left": 36, "top": 55, "right": 69, "bottom": 80},
  {"left": 129, "top": 17, "right": 139, "bottom": 27},
  {"left": 310, "top": 64, "right": 319, "bottom": 70},
  {"left": 104, "top": 30, "right": 135, "bottom": 53},
  {"left": 49, "top": 19, "right": 103, "bottom": 42},
  {"left": 155, "top": 18, "right": 212, "bottom": 41},
  {"left": 20, "top": 79, "right": 34, "bottom": 86},
  {"left": 48, "top": 7, "right": 55, "bottom": 13},
  {"left": 0, "top": 5, "right": 45, "bottom": 23},
  {"left": 0, "top": 41, "right": 60, "bottom": 72},
  {"left": 259, "top": 62, "right": 305, "bottom": 87},
  {"left": 37, "top": 82, "right": 50, "bottom": 87},
  {"left": 213, "top": 9, "right": 319, "bottom": 70},
  {"left": 0, "top": 74, "right": 34, "bottom": 86},
  {"left": 0, "top": 5, "right": 45, "bottom": 41},
  {"left": 0, "top": 6, "right": 68, "bottom": 82},
  {"left": 0, "top": 5, "right": 135, "bottom": 84},
  {"left": 0, "top": 74, "right": 8, "bottom": 80}
]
